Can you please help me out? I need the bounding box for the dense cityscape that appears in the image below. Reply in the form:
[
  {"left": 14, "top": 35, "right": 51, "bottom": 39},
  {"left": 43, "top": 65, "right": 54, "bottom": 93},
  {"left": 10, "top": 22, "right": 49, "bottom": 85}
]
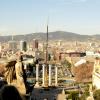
[
  {"left": 0, "top": 30, "right": 100, "bottom": 100},
  {"left": 0, "top": 0, "right": 100, "bottom": 100}
]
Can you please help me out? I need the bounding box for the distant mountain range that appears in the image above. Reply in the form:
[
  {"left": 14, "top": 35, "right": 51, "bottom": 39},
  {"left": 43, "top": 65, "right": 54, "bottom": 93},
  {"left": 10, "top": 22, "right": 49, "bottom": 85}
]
[{"left": 0, "top": 31, "right": 100, "bottom": 42}]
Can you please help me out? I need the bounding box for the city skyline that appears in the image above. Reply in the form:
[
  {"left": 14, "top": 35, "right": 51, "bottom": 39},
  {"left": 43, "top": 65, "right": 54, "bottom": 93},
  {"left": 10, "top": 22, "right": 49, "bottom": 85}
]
[{"left": 0, "top": 0, "right": 100, "bottom": 35}]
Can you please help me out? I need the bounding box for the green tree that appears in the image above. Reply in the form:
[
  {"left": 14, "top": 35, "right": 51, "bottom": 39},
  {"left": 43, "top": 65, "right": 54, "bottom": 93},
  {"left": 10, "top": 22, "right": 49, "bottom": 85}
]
[{"left": 68, "top": 91, "right": 79, "bottom": 100}]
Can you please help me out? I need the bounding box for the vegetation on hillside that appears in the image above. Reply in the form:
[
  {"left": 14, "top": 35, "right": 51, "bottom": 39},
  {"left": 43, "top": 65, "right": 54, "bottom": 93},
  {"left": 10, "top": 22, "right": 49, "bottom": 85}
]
[{"left": 73, "top": 62, "right": 94, "bottom": 82}]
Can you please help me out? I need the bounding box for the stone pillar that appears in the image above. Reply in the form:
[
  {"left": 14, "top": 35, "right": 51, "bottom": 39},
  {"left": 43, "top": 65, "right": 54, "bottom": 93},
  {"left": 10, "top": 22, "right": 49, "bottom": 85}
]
[
  {"left": 36, "top": 64, "right": 39, "bottom": 82},
  {"left": 34, "top": 64, "right": 39, "bottom": 87},
  {"left": 24, "top": 63, "right": 27, "bottom": 70},
  {"left": 55, "top": 65, "right": 58, "bottom": 86},
  {"left": 42, "top": 64, "right": 45, "bottom": 86},
  {"left": 49, "top": 64, "right": 52, "bottom": 86}
]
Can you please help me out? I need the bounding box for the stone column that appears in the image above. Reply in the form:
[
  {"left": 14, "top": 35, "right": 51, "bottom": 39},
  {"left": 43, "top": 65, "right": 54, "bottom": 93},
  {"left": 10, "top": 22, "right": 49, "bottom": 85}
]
[
  {"left": 24, "top": 63, "right": 27, "bottom": 70},
  {"left": 55, "top": 65, "right": 58, "bottom": 86},
  {"left": 34, "top": 64, "right": 39, "bottom": 87},
  {"left": 49, "top": 64, "right": 52, "bottom": 86},
  {"left": 36, "top": 64, "right": 39, "bottom": 82},
  {"left": 42, "top": 64, "right": 45, "bottom": 86}
]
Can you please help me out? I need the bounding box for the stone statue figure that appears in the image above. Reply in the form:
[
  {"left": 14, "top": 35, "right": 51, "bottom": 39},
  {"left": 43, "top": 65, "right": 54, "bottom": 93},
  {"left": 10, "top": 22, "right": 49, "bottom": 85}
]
[
  {"left": 4, "top": 60, "right": 16, "bottom": 84},
  {"left": 15, "top": 55, "right": 27, "bottom": 94}
]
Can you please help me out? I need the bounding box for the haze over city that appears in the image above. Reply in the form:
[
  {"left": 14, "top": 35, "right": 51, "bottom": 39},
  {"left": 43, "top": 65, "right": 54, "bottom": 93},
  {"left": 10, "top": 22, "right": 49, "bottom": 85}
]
[{"left": 0, "top": 0, "right": 100, "bottom": 35}]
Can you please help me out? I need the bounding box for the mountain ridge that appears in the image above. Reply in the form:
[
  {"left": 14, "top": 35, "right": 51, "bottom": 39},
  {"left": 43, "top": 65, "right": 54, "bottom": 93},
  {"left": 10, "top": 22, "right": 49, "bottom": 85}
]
[{"left": 0, "top": 31, "right": 99, "bottom": 42}]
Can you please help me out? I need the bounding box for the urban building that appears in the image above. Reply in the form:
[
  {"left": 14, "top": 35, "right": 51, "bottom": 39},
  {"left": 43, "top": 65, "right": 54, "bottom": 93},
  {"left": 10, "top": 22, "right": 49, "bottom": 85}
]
[{"left": 20, "top": 40, "right": 27, "bottom": 52}]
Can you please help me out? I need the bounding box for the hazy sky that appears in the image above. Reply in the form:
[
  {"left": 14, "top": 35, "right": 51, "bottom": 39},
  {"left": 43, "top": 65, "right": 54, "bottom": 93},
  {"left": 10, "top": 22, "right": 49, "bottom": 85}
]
[{"left": 0, "top": 0, "right": 100, "bottom": 35}]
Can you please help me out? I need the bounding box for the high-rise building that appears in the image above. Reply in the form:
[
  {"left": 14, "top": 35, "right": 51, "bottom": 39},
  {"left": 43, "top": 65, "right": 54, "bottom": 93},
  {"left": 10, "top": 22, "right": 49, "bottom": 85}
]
[
  {"left": 20, "top": 40, "right": 27, "bottom": 52},
  {"left": 32, "top": 39, "right": 38, "bottom": 49}
]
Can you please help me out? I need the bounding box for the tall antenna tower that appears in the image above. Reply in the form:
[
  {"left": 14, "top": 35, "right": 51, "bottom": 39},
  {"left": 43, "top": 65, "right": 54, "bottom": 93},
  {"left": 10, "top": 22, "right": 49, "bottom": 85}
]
[
  {"left": 45, "top": 23, "right": 49, "bottom": 87},
  {"left": 46, "top": 24, "right": 48, "bottom": 64},
  {"left": 44, "top": 16, "right": 49, "bottom": 87}
]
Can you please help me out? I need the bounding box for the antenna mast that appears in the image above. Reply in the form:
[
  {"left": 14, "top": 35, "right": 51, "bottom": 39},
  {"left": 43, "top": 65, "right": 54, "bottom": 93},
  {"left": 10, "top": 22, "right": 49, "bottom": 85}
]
[
  {"left": 45, "top": 18, "right": 49, "bottom": 87},
  {"left": 46, "top": 25, "right": 48, "bottom": 64}
]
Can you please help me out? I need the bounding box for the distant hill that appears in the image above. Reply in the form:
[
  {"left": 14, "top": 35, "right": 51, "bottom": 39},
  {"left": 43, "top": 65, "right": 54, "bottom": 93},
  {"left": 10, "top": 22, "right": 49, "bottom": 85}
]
[{"left": 0, "top": 31, "right": 100, "bottom": 42}]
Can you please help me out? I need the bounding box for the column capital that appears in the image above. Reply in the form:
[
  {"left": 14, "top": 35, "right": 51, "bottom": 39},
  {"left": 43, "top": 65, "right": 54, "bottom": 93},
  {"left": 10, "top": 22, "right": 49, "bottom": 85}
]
[
  {"left": 42, "top": 64, "right": 46, "bottom": 67},
  {"left": 36, "top": 64, "right": 39, "bottom": 67},
  {"left": 49, "top": 64, "right": 52, "bottom": 67}
]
